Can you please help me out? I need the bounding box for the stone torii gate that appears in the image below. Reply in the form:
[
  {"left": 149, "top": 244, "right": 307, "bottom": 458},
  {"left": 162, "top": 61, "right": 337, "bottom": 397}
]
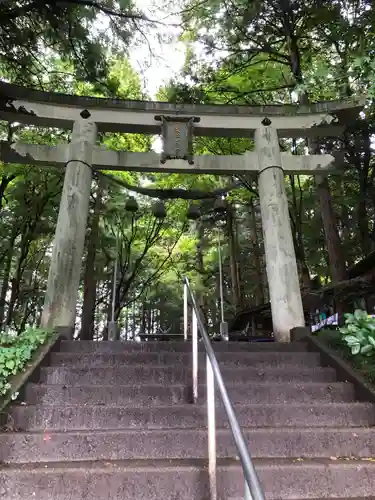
[{"left": 0, "top": 82, "right": 364, "bottom": 341}]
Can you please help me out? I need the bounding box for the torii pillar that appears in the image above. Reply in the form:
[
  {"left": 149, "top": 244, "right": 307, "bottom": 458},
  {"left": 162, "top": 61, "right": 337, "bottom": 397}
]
[
  {"left": 41, "top": 117, "right": 97, "bottom": 336},
  {"left": 254, "top": 124, "right": 304, "bottom": 342}
]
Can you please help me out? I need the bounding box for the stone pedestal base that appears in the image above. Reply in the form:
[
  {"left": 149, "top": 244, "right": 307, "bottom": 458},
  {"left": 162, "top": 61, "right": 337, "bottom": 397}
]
[{"left": 290, "top": 326, "right": 311, "bottom": 342}]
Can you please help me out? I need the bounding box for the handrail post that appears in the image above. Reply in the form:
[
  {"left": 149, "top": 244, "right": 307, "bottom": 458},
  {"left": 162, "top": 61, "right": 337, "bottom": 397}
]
[
  {"left": 192, "top": 308, "right": 198, "bottom": 404},
  {"left": 245, "top": 480, "right": 253, "bottom": 500},
  {"left": 184, "top": 282, "right": 188, "bottom": 341},
  {"left": 217, "top": 227, "right": 228, "bottom": 341},
  {"left": 207, "top": 354, "right": 217, "bottom": 500},
  {"left": 184, "top": 276, "right": 265, "bottom": 500}
]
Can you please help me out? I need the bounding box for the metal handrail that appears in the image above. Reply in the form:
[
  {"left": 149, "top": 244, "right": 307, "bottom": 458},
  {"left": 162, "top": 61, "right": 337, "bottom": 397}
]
[{"left": 183, "top": 276, "right": 266, "bottom": 500}]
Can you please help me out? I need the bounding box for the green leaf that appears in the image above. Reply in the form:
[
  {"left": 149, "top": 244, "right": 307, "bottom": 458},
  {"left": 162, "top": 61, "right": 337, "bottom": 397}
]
[
  {"left": 347, "top": 324, "right": 360, "bottom": 334},
  {"left": 354, "top": 309, "right": 369, "bottom": 321},
  {"left": 339, "top": 327, "right": 350, "bottom": 335},
  {"left": 351, "top": 344, "right": 361, "bottom": 355},
  {"left": 361, "top": 345, "right": 373, "bottom": 354},
  {"left": 368, "top": 336, "right": 375, "bottom": 347},
  {"left": 5, "top": 360, "right": 15, "bottom": 370},
  {"left": 343, "top": 335, "right": 360, "bottom": 345}
]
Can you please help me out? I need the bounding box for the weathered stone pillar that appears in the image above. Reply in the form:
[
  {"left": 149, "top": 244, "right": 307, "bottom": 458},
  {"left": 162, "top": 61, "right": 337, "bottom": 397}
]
[
  {"left": 255, "top": 125, "right": 304, "bottom": 342},
  {"left": 41, "top": 118, "right": 97, "bottom": 334}
]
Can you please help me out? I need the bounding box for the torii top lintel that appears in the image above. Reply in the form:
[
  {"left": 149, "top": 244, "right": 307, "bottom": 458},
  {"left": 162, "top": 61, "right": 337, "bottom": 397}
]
[{"left": 0, "top": 81, "right": 365, "bottom": 138}]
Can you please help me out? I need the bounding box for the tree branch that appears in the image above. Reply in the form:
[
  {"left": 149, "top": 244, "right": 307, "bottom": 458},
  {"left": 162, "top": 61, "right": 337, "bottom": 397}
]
[{"left": 62, "top": 0, "right": 165, "bottom": 25}]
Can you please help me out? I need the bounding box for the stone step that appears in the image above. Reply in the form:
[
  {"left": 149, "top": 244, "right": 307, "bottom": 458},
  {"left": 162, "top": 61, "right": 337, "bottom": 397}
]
[
  {"left": 0, "top": 459, "right": 374, "bottom": 498},
  {"left": 9, "top": 403, "right": 375, "bottom": 431},
  {"left": 59, "top": 340, "right": 308, "bottom": 353},
  {"left": 25, "top": 382, "right": 354, "bottom": 405},
  {"left": 2, "top": 427, "right": 374, "bottom": 463},
  {"left": 39, "top": 365, "right": 338, "bottom": 385},
  {"left": 50, "top": 351, "right": 321, "bottom": 368}
]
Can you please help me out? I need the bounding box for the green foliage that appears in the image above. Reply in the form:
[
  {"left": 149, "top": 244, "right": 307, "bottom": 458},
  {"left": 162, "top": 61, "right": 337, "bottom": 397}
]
[
  {"left": 165, "top": 0, "right": 375, "bottom": 299},
  {"left": 0, "top": 0, "right": 147, "bottom": 86},
  {"left": 340, "top": 310, "right": 375, "bottom": 356},
  {"left": 319, "top": 311, "right": 375, "bottom": 385},
  {"left": 0, "top": 328, "right": 52, "bottom": 396}
]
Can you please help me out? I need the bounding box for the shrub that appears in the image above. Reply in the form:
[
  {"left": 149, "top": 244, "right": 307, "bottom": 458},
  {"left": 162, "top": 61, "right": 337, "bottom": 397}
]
[
  {"left": 340, "top": 309, "right": 375, "bottom": 356},
  {"left": 0, "top": 328, "right": 52, "bottom": 396}
]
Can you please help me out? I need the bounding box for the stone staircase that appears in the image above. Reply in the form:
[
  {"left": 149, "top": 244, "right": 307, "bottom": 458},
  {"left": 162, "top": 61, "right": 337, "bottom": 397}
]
[{"left": 1, "top": 340, "right": 375, "bottom": 499}]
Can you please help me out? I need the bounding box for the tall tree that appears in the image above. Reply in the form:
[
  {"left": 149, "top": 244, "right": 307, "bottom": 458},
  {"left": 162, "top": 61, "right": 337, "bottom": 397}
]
[{"left": 176, "top": 0, "right": 374, "bottom": 285}]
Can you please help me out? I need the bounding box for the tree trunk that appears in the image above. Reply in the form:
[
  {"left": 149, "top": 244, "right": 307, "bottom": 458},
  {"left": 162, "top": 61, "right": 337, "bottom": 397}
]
[
  {"left": 356, "top": 143, "right": 371, "bottom": 255},
  {"left": 248, "top": 198, "right": 265, "bottom": 305},
  {"left": 146, "top": 304, "right": 152, "bottom": 335},
  {"left": 141, "top": 304, "right": 147, "bottom": 333},
  {"left": 102, "top": 280, "right": 112, "bottom": 341},
  {"left": 233, "top": 213, "right": 245, "bottom": 308},
  {"left": 132, "top": 301, "right": 136, "bottom": 339},
  {"left": 0, "top": 228, "right": 17, "bottom": 328},
  {"left": 289, "top": 174, "right": 311, "bottom": 288},
  {"left": 124, "top": 308, "right": 129, "bottom": 340},
  {"left": 18, "top": 271, "right": 34, "bottom": 333},
  {"left": 0, "top": 175, "right": 16, "bottom": 214},
  {"left": 81, "top": 181, "right": 103, "bottom": 340},
  {"left": 336, "top": 177, "right": 353, "bottom": 266},
  {"left": 5, "top": 278, "right": 18, "bottom": 328},
  {"left": 227, "top": 205, "right": 241, "bottom": 310},
  {"left": 5, "top": 226, "right": 31, "bottom": 328},
  {"left": 288, "top": 37, "right": 347, "bottom": 284},
  {"left": 315, "top": 176, "right": 347, "bottom": 282}
]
